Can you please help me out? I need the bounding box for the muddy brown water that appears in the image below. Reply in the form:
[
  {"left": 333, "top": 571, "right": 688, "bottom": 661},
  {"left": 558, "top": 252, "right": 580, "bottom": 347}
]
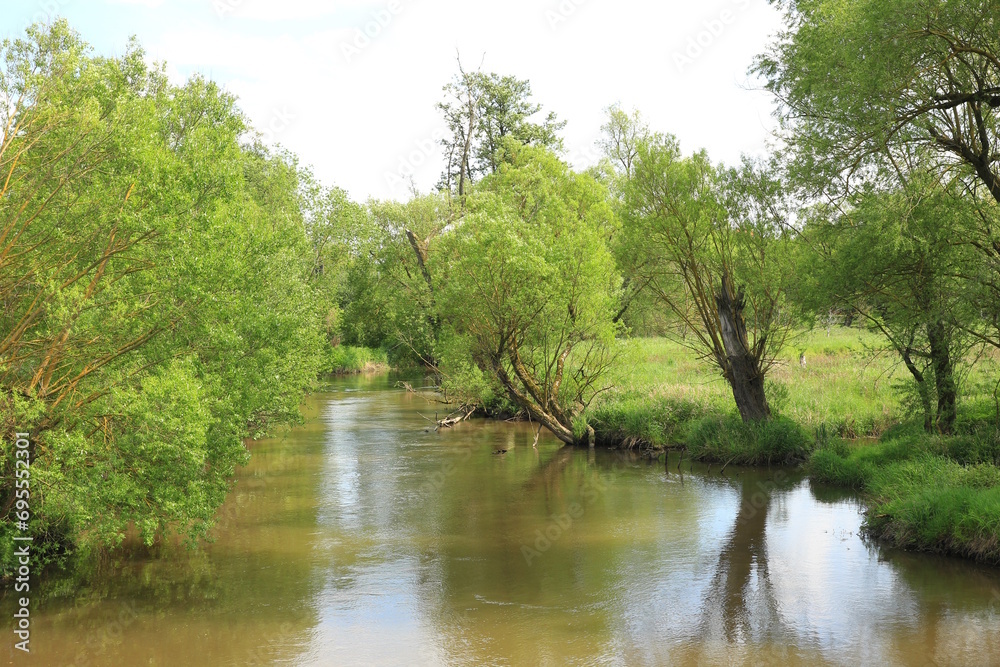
[{"left": 4, "top": 374, "right": 1000, "bottom": 666}]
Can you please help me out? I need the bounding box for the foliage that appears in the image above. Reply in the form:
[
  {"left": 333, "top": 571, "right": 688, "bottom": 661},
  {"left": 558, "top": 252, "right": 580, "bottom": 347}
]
[
  {"left": 616, "top": 129, "right": 796, "bottom": 421},
  {"left": 435, "top": 145, "right": 620, "bottom": 444},
  {"left": 588, "top": 391, "right": 710, "bottom": 449},
  {"left": 794, "top": 171, "right": 981, "bottom": 432},
  {"left": 0, "top": 22, "right": 325, "bottom": 566},
  {"left": 338, "top": 193, "right": 453, "bottom": 366},
  {"left": 323, "top": 345, "right": 390, "bottom": 375},
  {"left": 437, "top": 65, "right": 565, "bottom": 196},
  {"left": 757, "top": 0, "right": 1000, "bottom": 202}
]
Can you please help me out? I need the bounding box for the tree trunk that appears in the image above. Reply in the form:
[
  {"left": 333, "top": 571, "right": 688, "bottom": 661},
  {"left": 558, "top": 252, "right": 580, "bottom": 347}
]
[
  {"left": 927, "top": 320, "right": 956, "bottom": 434},
  {"left": 716, "top": 272, "right": 770, "bottom": 423},
  {"left": 900, "top": 346, "right": 934, "bottom": 432}
]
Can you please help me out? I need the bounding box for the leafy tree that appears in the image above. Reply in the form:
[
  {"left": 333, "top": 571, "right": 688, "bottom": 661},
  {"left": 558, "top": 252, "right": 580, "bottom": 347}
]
[
  {"left": 795, "top": 171, "right": 979, "bottom": 433},
  {"left": 599, "top": 104, "right": 648, "bottom": 181},
  {"left": 0, "top": 22, "right": 324, "bottom": 560},
  {"left": 757, "top": 0, "right": 1000, "bottom": 202},
  {"left": 340, "top": 193, "right": 454, "bottom": 365},
  {"left": 437, "top": 64, "right": 565, "bottom": 197},
  {"left": 620, "top": 135, "right": 794, "bottom": 422},
  {"left": 757, "top": 0, "right": 1000, "bottom": 393},
  {"left": 298, "top": 172, "right": 367, "bottom": 349},
  {"left": 435, "top": 144, "right": 620, "bottom": 445}
]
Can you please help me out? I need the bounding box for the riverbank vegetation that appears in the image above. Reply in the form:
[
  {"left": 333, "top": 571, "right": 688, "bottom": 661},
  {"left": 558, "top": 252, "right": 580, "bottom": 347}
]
[{"left": 4, "top": 0, "right": 1000, "bottom": 574}]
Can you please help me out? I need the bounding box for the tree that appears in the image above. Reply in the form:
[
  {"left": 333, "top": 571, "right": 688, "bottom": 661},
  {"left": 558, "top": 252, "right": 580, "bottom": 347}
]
[
  {"left": 757, "top": 0, "right": 1000, "bottom": 203},
  {"left": 435, "top": 144, "right": 620, "bottom": 445},
  {"left": 0, "top": 22, "right": 324, "bottom": 560},
  {"left": 620, "top": 135, "right": 794, "bottom": 423},
  {"left": 437, "top": 64, "right": 565, "bottom": 197},
  {"left": 599, "top": 104, "right": 648, "bottom": 180},
  {"left": 339, "top": 193, "right": 454, "bottom": 365},
  {"left": 794, "top": 170, "right": 979, "bottom": 433},
  {"left": 298, "top": 172, "right": 367, "bottom": 348},
  {"left": 757, "top": 0, "right": 1000, "bottom": 386}
]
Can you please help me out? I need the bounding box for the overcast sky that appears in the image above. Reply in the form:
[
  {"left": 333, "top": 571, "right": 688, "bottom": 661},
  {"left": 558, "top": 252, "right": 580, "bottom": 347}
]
[{"left": 5, "top": 0, "right": 785, "bottom": 202}]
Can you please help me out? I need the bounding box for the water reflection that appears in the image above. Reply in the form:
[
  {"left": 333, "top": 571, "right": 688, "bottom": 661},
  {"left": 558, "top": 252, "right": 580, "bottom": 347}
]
[
  {"left": 699, "top": 470, "right": 783, "bottom": 644},
  {"left": 5, "top": 375, "right": 1000, "bottom": 666}
]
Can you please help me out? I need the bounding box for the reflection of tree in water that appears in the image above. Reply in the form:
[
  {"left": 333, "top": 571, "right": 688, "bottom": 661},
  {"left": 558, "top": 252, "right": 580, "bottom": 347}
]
[
  {"left": 702, "top": 475, "right": 781, "bottom": 641},
  {"left": 679, "top": 472, "right": 803, "bottom": 664}
]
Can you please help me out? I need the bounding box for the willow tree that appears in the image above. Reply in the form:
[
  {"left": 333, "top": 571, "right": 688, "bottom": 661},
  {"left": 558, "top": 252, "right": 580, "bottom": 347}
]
[
  {"left": 795, "top": 171, "right": 978, "bottom": 433},
  {"left": 1, "top": 22, "right": 323, "bottom": 559},
  {"left": 757, "top": 0, "right": 1000, "bottom": 201},
  {"left": 435, "top": 144, "right": 620, "bottom": 445},
  {"left": 620, "top": 135, "right": 793, "bottom": 423},
  {"left": 757, "top": 0, "right": 1000, "bottom": 364}
]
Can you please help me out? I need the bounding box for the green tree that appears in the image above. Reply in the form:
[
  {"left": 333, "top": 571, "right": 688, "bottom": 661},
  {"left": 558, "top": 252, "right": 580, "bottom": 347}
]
[
  {"left": 339, "top": 193, "right": 455, "bottom": 365},
  {"left": 757, "top": 0, "right": 1000, "bottom": 393},
  {"left": 757, "top": 0, "right": 1000, "bottom": 202},
  {"left": 795, "top": 171, "right": 978, "bottom": 433},
  {"left": 299, "top": 172, "right": 367, "bottom": 350},
  {"left": 0, "top": 22, "right": 324, "bottom": 561},
  {"left": 435, "top": 144, "right": 620, "bottom": 445},
  {"left": 620, "top": 135, "right": 794, "bottom": 422},
  {"left": 437, "top": 64, "right": 565, "bottom": 197}
]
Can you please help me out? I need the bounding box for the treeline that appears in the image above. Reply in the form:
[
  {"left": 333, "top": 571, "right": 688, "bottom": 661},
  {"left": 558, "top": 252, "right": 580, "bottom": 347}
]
[
  {"left": 332, "top": 0, "right": 1000, "bottom": 450},
  {"left": 0, "top": 22, "right": 350, "bottom": 572}
]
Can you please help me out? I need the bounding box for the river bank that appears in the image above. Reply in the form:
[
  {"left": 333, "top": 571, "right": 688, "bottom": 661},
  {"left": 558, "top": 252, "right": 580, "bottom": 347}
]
[{"left": 585, "top": 330, "right": 1000, "bottom": 565}]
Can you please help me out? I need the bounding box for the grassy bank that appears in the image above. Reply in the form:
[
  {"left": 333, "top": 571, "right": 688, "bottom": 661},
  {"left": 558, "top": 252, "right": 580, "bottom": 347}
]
[
  {"left": 324, "top": 345, "right": 390, "bottom": 374},
  {"left": 587, "top": 328, "right": 1000, "bottom": 563},
  {"left": 810, "top": 429, "right": 1000, "bottom": 563}
]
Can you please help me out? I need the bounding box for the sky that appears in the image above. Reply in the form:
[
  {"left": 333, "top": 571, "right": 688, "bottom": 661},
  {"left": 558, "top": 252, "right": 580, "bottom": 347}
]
[{"left": 3, "top": 0, "right": 786, "bottom": 202}]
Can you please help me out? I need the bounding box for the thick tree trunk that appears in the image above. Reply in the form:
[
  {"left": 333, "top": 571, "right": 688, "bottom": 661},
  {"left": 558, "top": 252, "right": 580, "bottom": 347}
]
[
  {"left": 927, "top": 320, "right": 956, "bottom": 434},
  {"left": 716, "top": 273, "right": 770, "bottom": 423}
]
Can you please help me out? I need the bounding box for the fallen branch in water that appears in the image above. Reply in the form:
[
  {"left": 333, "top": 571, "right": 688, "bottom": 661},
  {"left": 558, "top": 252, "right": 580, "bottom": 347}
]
[{"left": 418, "top": 406, "right": 476, "bottom": 431}]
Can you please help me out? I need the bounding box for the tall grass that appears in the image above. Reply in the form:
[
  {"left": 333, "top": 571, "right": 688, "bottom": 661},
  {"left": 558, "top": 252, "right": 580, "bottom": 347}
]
[
  {"left": 597, "top": 327, "right": 905, "bottom": 443},
  {"left": 685, "top": 414, "right": 812, "bottom": 465}
]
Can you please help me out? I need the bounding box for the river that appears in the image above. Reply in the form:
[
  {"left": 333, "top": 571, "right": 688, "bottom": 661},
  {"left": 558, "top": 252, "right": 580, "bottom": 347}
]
[{"left": 5, "top": 374, "right": 1000, "bottom": 666}]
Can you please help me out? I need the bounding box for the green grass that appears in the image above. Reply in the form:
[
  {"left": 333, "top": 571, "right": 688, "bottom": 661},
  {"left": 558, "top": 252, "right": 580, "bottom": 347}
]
[
  {"left": 589, "top": 391, "right": 711, "bottom": 449},
  {"left": 324, "top": 345, "right": 390, "bottom": 374},
  {"left": 596, "top": 327, "right": 904, "bottom": 443},
  {"left": 685, "top": 414, "right": 812, "bottom": 465}
]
